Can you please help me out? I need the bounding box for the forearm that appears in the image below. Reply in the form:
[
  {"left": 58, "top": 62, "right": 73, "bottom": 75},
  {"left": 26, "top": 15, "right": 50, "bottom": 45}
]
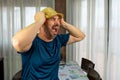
[
  {"left": 12, "top": 12, "right": 45, "bottom": 51},
  {"left": 62, "top": 22, "right": 85, "bottom": 38},
  {"left": 12, "top": 21, "right": 43, "bottom": 51}
]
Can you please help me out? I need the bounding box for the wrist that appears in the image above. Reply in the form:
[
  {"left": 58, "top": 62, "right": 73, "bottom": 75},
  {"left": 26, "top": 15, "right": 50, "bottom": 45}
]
[{"left": 62, "top": 22, "right": 70, "bottom": 29}]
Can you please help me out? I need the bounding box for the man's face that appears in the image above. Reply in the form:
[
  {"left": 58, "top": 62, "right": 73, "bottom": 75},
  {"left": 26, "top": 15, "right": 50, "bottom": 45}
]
[{"left": 44, "top": 15, "right": 61, "bottom": 39}]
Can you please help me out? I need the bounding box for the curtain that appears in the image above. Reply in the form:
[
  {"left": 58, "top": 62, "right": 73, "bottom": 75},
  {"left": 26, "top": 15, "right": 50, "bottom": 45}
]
[
  {"left": 1, "top": 0, "right": 120, "bottom": 80},
  {"left": 0, "top": 0, "right": 54, "bottom": 80},
  {"left": 107, "top": 0, "right": 120, "bottom": 80},
  {"left": 66, "top": 0, "right": 120, "bottom": 80}
]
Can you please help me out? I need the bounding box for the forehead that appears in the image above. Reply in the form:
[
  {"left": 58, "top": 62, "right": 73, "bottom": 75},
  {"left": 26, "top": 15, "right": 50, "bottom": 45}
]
[{"left": 50, "top": 15, "right": 61, "bottom": 19}]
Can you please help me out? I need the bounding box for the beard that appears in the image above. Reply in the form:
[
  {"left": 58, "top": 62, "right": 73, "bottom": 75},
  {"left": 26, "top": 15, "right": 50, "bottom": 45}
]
[{"left": 44, "top": 24, "right": 60, "bottom": 39}]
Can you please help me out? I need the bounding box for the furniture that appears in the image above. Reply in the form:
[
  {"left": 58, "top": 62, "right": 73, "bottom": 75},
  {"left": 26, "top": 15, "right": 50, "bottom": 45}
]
[
  {"left": 0, "top": 57, "right": 4, "bottom": 80},
  {"left": 87, "top": 68, "right": 102, "bottom": 80},
  {"left": 13, "top": 61, "right": 89, "bottom": 80},
  {"left": 12, "top": 70, "right": 21, "bottom": 80},
  {"left": 81, "top": 57, "right": 95, "bottom": 73},
  {"left": 59, "top": 61, "right": 89, "bottom": 80}
]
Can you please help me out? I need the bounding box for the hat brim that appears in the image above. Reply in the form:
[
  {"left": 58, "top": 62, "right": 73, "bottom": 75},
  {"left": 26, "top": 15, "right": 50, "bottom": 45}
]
[
  {"left": 46, "top": 13, "right": 64, "bottom": 19},
  {"left": 56, "top": 13, "right": 64, "bottom": 18}
]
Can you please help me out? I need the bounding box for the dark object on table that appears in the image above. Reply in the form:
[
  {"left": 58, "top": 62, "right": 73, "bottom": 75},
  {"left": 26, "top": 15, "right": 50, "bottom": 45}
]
[{"left": 81, "top": 57, "right": 95, "bottom": 73}]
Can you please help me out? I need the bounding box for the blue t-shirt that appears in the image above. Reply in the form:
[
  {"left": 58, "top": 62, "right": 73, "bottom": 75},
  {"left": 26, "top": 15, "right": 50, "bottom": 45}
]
[{"left": 20, "top": 34, "right": 69, "bottom": 80}]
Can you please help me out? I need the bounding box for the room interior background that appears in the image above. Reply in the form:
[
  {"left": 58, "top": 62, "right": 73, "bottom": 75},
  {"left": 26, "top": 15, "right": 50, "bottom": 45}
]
[{"left": 0, "top": 0, "right": 120, "bottom": 80}]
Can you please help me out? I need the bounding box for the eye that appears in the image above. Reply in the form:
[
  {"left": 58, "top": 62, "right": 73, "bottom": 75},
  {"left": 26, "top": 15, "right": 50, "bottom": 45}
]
[
  {"left": 50, "top": 17, "right": 55, "bottom": 21},
  {"left": 58, "top": 18, "right": 61, "bottom": 21}
]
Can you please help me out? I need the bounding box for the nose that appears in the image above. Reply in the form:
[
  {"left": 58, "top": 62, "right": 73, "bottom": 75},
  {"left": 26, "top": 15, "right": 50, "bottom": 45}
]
[{"left": 54, "top": 19, "right": 60, "bottom": 26}]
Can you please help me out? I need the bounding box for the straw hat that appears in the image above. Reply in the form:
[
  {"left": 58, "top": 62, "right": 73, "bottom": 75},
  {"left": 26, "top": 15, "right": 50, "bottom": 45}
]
[{"left": 42, "top": 7, "right": 63, "bottom": 19}]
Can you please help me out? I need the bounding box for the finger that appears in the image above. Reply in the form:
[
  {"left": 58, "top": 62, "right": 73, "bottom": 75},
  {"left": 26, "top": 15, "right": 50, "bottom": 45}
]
[{"left": 34, "top": 12, "right": 45, "bottom": 22}]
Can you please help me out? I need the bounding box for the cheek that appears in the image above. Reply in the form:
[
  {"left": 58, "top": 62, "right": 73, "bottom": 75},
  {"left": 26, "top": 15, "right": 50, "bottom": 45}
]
[
  {"left": 48, "top": 22, "right": 54, "bottom": 26},
  {"left": 57, "top": 22, "right": 61, "bottom": 26},
  {"left": 45, "top": 24, "right": 52, "bottom": 29}
]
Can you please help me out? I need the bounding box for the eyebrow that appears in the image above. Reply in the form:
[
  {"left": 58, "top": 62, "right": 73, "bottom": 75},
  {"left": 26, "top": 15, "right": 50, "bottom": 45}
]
[{"left": 49, "top": 17, "right": 61, "bottom": 20}]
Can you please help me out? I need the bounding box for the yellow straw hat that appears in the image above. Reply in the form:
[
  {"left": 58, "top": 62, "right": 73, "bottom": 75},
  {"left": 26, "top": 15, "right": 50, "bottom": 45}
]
[{"left": 42, "top": 7, "right": 64, "bottom": 19}]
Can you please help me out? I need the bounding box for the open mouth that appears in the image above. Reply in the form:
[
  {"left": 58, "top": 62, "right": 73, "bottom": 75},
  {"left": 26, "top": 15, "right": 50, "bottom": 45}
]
[{"left": 52, "top": 27, "right": 58, "bottom": 35}]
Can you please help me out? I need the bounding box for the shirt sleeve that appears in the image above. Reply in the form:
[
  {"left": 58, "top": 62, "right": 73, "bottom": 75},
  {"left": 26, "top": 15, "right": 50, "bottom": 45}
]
[
  {"left": 58, "top": 33, "right": 70, "bottom": 47},
  {"left": 19, "top": 36, "right": 37, "bottom": 55}
]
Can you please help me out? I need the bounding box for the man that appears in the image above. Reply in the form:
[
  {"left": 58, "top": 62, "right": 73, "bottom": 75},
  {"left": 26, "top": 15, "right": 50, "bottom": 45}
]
[{"left": 12, "top": 7, "right": 85, "bottom": 80}]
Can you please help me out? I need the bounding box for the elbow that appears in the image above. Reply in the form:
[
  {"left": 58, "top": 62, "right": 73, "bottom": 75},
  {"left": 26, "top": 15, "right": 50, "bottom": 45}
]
[
  {"left": 78, "top": 33, "right": 85, "bottom": 41},
  {"left": 81, "top": 33, "right": 85, "bottom": 40},
  {"left": 12, "top": 38, "right": 22, "bottom": 52}
]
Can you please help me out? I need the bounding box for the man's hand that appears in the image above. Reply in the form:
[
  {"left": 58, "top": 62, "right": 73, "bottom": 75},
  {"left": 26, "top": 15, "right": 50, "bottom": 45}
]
[
  {"left": 60, "top": 18, "right": 70, "bottom": 29},
  {"left": 60, "top": 18, "right": 85, "bottom": 45},
  {"left": 60, "top": 18, "right": 67, "bottom": 29},
  {"left": 34, "top": 11, "right": 46, "bottom": 24}
]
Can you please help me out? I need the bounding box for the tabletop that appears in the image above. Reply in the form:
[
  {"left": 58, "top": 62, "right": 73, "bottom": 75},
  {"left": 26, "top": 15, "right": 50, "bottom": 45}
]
[{"left": 58, "top": 61, "right": 89, "bottom": 80}]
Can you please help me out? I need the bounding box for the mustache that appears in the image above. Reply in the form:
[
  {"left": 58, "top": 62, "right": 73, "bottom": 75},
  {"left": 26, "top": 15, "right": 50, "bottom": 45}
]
[{"left": 53, "top": 24, "right": 59, "bottom": 27}]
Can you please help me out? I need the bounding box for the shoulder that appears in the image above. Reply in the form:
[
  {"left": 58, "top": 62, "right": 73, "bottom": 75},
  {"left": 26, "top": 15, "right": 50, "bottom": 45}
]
[
  {"left": 57, "top": 33, "right": 70, "bottom": 39},
  {"left": 56, "top": 33, "right": 70, "bottom": 46}
]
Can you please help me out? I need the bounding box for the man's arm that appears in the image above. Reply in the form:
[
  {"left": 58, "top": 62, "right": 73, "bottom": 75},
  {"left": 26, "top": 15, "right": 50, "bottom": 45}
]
[
  {"left": 61, "top": 19, "right": 85, "bottom": 44},
  {"left": 12, "top": 12, "right": 45, "bottom": 52}
]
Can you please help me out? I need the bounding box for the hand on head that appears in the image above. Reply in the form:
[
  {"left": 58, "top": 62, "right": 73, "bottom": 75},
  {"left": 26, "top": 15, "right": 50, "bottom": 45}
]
[
  {"left": 34, "top": 11, "right": 46, "bottom": 24},
  {"left": 60, "top": 18, "right": 66, "bottom": 27},
  {"left": 60, "top": 18, "right": 64, "bottom": 24}
]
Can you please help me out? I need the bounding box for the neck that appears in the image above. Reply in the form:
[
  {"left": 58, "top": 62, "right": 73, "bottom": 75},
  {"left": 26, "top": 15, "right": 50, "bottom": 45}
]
[{"left": 38, "top": 30, "right": 53, "bottom": 42}]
